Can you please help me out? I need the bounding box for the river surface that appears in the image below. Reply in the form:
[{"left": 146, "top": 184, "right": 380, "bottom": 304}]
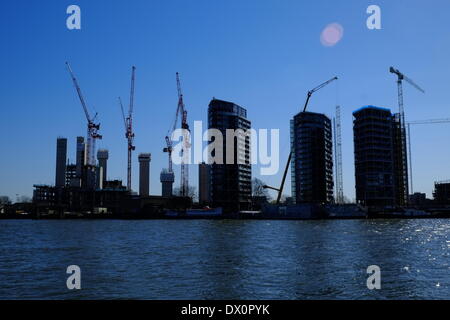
[{"left": 0, "top": 219, "right": 449, "bottom": 299}]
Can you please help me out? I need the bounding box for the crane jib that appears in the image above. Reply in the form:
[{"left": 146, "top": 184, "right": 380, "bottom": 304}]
[{"left": 302, "top": 76, "right": 338, "bottom": 113}]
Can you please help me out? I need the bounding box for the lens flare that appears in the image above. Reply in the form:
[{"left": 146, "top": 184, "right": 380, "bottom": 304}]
[{"left": 320, "top": 23, "right": 344, "bottom": 47}]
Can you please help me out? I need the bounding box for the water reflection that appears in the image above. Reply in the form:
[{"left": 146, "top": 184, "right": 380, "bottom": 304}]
[{"left": 0, "top": 219, "right": 449, "bottom": 299}]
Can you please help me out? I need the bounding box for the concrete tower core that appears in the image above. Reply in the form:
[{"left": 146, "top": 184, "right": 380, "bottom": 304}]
[
  {"left": 138, "top": 153, "right": 151, "bottom": 196},
  {"left": 97, "top": 149, "right": 109, "bottom": 189}
]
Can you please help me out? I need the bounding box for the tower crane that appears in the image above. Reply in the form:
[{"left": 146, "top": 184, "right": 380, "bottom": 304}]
[
  {"left": 65, "top": 62, "right": 102, "bottom": 166},
  {"left": 163, "top": 72, "right": 190, "bottom": 197},
  {"left": 407, "top": 118, "right": 450, "bottom": 194},
  {"left": 389, "top": 67, "right": 425, "bottom": 204},
  {"left": 264, "top": 76, "right": 338, "bottom": 204},
  {"left": 119, "top": 66, "right": 136, "bottom": 191}
]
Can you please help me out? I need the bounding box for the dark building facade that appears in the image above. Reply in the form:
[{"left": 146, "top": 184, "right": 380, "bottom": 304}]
[
  {"left": 73, "top": 136, "right": 85, "bottom": 187},
  {"left": 290, "top": 111, "right": 333, "bottom": 204},
  {"left": 55, "top": 138, "right": 67, "bottom": 188},
  {"left": 138, "top": 153, "right": 151, "bottom": 197},
  {"left": 97, "top": 149, "right": 109, "bottom": 189},
  {"left": 353, "top": 106, "right": 407, "bottom": 207},
  {"left": 65, "top": 164, "right": 77, "bottom": 187},
  {"left": 409, "top": 192, "right": 428, "bottom": 206},
  {"left": 208, "top": 98, "right": 252, "bottom": 212},
  {"left": 198, "top": 162, "right": 211, "bottom": 205},
  {"left": 433, "top": 181, "right": 450, "bottom": 205}
]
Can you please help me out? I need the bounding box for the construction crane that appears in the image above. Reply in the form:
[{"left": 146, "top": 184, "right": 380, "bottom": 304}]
[
  {"left": 164, "top": 72, "right": 190, "bottom": 197},
  {"left": 65, "top": 62, "right": 102, "bottom": 166},
  {"left": 119, "top": 66, "right": 136, "bottom": 191},
  {"left": 407, "top": 118, "right": 450, "bottom": 194},
  {"left": 389, "top": 67, "right": 425, "bottom": 204},
  {"left": 333, "top": 105, "right": 344, "bottom": 204},
  {"left": 303, "top": 77, "right": 338, "bottom": 112},
  {"left": 264, "top": 76, "right": 338, "bottom": 204},
  {"left": 163, "top": 138, "right": 173, "bottom": 173},
  {"left": 177, "top": 73, "right": 190, "bottom": 197}
]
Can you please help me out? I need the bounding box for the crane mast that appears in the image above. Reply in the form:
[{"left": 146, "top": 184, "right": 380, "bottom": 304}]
[
  {"left": 65, "top": 62, "right": 102, "bottom": 166},
  {"left": 164, "top": 73, "right": 190, "bottom": 197},
  {"left": 176, "top": 72, "right": 190, "bottom": 197},
  {"left": 163, "top": 136, "right": 173, "bottom": 173},
  {"left": 119, "top": 66, "right": 136, "bottom": 191},
  {"left": 390, "top": 67, "right": 424, "bottom": 204}
]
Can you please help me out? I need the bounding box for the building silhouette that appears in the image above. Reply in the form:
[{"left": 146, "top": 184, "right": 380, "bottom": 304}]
[
  {"left": 139, "top": 153, "right": 151, "bottom": 197},
  {"left": 208, "top": 98, "right": 252, "bottom": 212},
  {"left": 353, "top": 106, "right": 407, "bottom": 207},
  {"left": 55, "top": 138, "right": 67, "bottom": 188},
  {"left": 74, "top": 136, "right": 85, "bottom": 187},
  {"left": 290, "top": 111, "right": 333, "bottom": 203},
  {"left": 160, "top": 169, "right": 174, "bottom": 197},
  {"left": 199, "top": 162, "right": 211, "bottom": 205},
  {"left": 433, "top": 180, "right": 450, "bottom": 205},
  {"left": 409, "top": 192, "right": 428, "bottom": 206},
  {"left": 65, "top": 163, "right": 77, "bottom": 187},
  {"left": 97, "top": 149, "right": 109, "bottom": 189},
  {"left": 82, "top": 164, "right": 97, "bottom": 190}
]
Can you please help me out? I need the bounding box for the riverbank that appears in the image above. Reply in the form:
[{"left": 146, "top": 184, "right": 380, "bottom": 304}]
[{"left": 1, "top": 209, "right": 450, "bottom": 220}]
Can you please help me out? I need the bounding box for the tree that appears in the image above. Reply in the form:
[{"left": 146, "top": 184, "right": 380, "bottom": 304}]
[
  {"left": 0, "top": 196, "right": 11, "bottom": 205},
  {"left": 173, "top": 186, "right": 197, "bottom": 201},
  {"left": 17, "top": 195, "right": 32, "bottom": 203},
  {"left": 252, "top": 178, "right": 271, "bottom": 200},
  {"left": 343, "top": 196, "right": 353, "bottom": 204}
]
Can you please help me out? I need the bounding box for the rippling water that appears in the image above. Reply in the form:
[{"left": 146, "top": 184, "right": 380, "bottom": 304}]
[{"left": 0, "top": 219, "right": 449, "bottom": 299}]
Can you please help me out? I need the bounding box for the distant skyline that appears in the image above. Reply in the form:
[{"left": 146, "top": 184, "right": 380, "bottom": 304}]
[{"left": 1, "top": 0, "right": 450, "bottom": 201}]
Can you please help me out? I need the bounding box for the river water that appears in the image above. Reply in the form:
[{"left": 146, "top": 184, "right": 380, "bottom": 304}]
[{"left": 0, "top": 219, "right": 449, "bottom": 299}]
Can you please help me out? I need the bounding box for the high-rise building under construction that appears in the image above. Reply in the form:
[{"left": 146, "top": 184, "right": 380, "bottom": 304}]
[
  {"left": 353, "top": 106, "right": 408, "bottom": 207},
  {"left": 290, "top": 111, "right": 334, "bottom": 204},
  {"left": 208, "top": 98, "right": 252, "bottom": 212}
]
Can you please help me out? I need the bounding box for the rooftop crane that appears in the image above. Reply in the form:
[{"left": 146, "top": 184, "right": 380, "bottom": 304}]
[
  {"left": 163, "top": 72, "right": 190, "bottom": 197},
  {"left": 65, "top": 62, "right": 102, "bottom": 166},
  {"left": 389, "top": 67, "right": 425, "bottom": 204},
  {"left": 407, "top": 118, "right": 450, "bottom": 194},
  {"left": 119, "top": 66, "right": 136, "bottom": 191},
  {"left": 264, "top": 76, "right": 338, "bottom": 204},
  {"left": 303, "top": 77, "right": 338, "bottom": 112}
]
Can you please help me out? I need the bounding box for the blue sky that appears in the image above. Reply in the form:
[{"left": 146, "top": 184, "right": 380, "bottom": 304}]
[{"left": 1, "top": 0, "right": 450, "bottom": 201}]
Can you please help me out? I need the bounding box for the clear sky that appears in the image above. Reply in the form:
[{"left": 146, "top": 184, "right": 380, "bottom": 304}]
[{"left": 1, "top": 0, "right": 450, "bottom": 201}]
